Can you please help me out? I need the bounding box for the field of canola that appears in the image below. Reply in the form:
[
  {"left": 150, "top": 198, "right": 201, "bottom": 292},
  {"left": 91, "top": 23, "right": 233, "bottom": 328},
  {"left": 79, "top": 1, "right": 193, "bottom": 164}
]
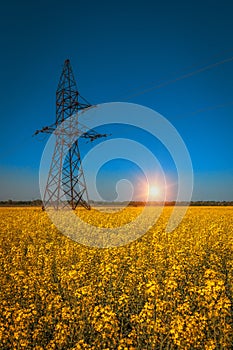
[{"left": 0, "top": 206, "right": 233, "bottom": 349}]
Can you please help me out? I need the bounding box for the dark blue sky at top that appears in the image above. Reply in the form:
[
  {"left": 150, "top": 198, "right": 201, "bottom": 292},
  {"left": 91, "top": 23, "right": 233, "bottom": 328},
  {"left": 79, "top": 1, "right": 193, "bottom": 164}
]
[{"left": 0, "top": 0, "right": 233, "bottom": 200}]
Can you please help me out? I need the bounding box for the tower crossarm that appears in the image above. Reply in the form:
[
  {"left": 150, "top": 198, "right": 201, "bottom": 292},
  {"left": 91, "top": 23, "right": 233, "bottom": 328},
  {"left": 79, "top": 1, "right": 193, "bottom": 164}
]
[
  {"left": 34, "top": 121, "right": 110, "bottom": 142},
  {"left": 34, "top": 123, "right": 56, "bottom": 135},
  {"left": 77, "top": 120, "right": 110, "bottom": 142}
]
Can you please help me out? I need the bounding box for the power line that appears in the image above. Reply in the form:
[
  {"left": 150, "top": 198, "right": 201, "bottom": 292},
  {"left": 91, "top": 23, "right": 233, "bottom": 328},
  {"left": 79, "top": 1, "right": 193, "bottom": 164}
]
[
  {"left": 120, "top": 55, "right": 233, "bottom": 101},
  {"left": 3, "top": 49, "right": 233, "bottom": 160},
  {"left": 112, "top": 46, "right": 233, "bottom": 101}
]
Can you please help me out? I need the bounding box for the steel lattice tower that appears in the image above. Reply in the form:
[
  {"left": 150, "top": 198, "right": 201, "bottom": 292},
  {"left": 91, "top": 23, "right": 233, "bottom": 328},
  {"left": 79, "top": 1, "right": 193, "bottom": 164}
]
[{"left": 35, "top": 59, "right": 107, "bottom": 210}]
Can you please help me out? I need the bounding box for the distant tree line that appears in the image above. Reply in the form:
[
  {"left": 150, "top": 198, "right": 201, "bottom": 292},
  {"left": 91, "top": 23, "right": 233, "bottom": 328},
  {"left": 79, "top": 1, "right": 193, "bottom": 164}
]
[
  {"left": 128, "top": 201, "right": 233, "bottom": 206},
  {"left": 0, "top": 199, "right": 43, "bottom": 206},
  {"left": 0, "top": 199, "right": 233, "bottom": 207}
]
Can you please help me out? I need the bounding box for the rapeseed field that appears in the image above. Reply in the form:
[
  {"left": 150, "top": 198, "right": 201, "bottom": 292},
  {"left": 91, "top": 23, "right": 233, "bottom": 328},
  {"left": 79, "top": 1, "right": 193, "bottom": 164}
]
[{"left": 0, "top": 206, "right": 232, "bottom": 349}]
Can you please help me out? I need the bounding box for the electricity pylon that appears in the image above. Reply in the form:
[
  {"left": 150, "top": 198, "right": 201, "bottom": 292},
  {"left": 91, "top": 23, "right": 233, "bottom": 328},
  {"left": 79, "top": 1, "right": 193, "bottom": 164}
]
[{"left": 35, "top": 59, "right": 107, "bottom": 210}]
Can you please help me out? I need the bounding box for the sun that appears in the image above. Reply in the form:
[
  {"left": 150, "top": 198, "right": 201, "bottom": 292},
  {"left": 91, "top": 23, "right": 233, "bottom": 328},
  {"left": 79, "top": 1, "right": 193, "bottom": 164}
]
[{"left": 148, "top": 185, "right": 160, "bottom": 198}]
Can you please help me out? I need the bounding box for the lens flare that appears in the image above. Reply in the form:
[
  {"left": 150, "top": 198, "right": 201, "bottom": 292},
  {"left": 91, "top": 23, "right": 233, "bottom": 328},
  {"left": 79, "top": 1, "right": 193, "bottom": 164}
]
[{"left": 149, "top": 185, "right": 160, "bottom": 198}]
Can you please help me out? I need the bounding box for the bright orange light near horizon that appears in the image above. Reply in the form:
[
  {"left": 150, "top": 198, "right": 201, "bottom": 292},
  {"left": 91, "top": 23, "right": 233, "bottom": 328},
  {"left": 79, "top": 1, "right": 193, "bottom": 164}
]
[{"left": 140, "top": 178, "right": 167, "bottom": 202}]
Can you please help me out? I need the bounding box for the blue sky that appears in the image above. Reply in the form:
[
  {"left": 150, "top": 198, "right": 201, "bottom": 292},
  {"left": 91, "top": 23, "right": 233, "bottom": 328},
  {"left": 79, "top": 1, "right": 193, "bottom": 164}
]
[{"left": 0, "top": 0, "right": 233, "bottom": 201}]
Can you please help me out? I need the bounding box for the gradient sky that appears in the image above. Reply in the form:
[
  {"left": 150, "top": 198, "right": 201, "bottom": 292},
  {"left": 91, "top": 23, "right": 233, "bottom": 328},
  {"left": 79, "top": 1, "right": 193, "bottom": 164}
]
[{"left": 0, "top": 0, "right": 233, "bottom": 201}]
